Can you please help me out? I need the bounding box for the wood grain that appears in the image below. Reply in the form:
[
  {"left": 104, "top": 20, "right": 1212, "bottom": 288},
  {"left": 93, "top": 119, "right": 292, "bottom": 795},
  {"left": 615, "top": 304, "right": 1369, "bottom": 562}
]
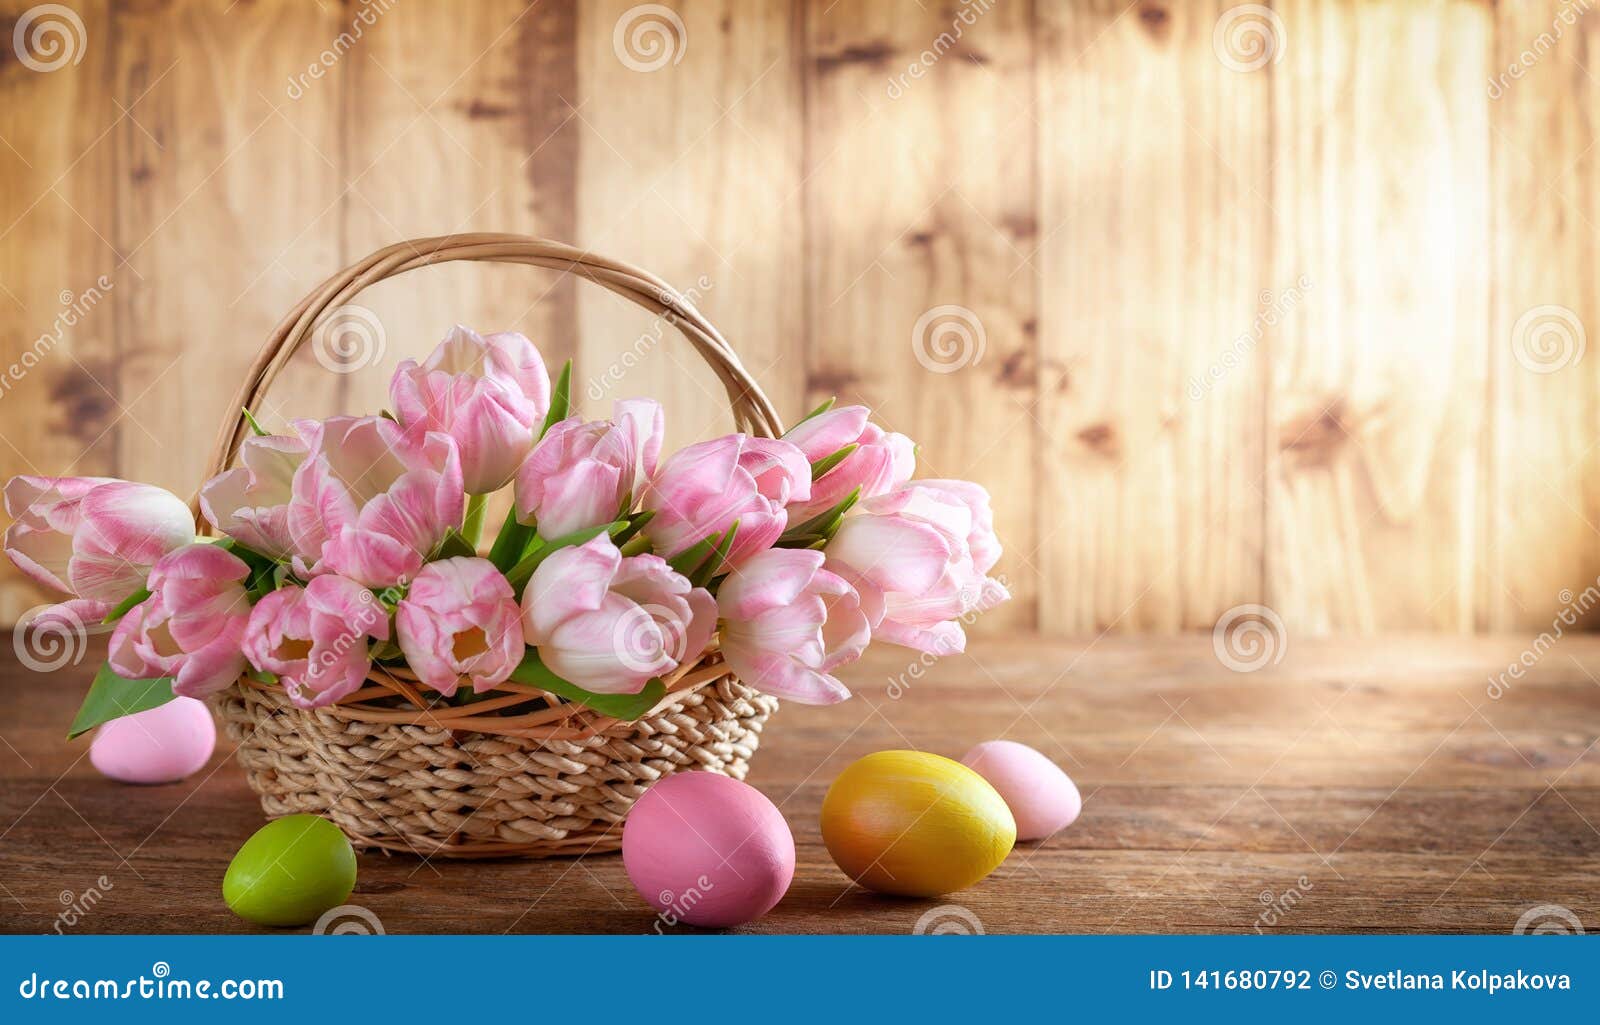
[
  {"left": 340, "top": 0, "right": 580, "bottom": 406},
  {"left": 575, "top": 0, "right": 803, "bottom": 442},
  {"left": 339, "top": 0, "right": 577, "bottom": 532},
  {"left": 1486, "top": 2, "right": 1600, "bottom": 628},
  {"left": 1, "top": 635, "right": 1595, "bottom": 934},
  {"left": 112, "top": 0, "right": 345, "bottom": 494},
  {"left": 1267, "top": 0, "right": 1491, "bottom": 633},
  {"left": 2, "top": 1, "right": 1600, "bottom": 637},
  {"left": 0, "top": 0, "right": 117, "bottom": 624},
  {"left": 1035, "top": 0, "right": 1269, "bottom": 634},
  {"left": 805, "top": 0, "right": 1037, "bottom": 630}
]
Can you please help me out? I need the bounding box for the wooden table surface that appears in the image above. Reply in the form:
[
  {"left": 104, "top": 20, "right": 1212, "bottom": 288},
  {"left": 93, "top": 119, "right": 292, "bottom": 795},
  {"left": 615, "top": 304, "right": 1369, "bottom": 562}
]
[{"left": 1, "top": 634, "right": 1596, "bottom": 934}]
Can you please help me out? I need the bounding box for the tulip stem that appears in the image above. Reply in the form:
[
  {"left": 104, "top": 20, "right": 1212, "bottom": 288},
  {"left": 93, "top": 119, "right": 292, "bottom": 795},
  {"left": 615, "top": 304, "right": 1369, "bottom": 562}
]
[{"left": 462, "top": 494, "right": 488, "bottom": 550}]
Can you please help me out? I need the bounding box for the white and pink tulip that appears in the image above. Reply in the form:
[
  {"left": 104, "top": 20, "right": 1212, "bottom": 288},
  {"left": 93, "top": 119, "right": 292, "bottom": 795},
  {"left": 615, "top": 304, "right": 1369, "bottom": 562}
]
[
  {"left": 515, "top": 398, "right": 662, "bottom": 539},
  {"left": 4, "top": 476, "right": 194, "bottom": 623},
  {"left": 824, "top": 479, "right": 1009, "bottom": 655},
  {"left": 782, "top": 405, "right": 914, "bottom": 522},
  {"left": 108, "top": 543, "right": 252, "bottom": 697},
  {"left": 198, "top": 432, "right": 309, "bottom": 560},
  {"left": 390, "top": 325, "right": 551, "bottom": 495},
  {"left": 641, "top": 434, "right": 810, "bottom": 568},
  {"left": 286, "top": 414, "right": 463, "bottom": 589},
  {"left": 716, "top": 547, "right": 869, "bottom": 705},
  {"left": 241, "top": 574, "right": 390, "bottom": 708},
  {"left": 519, "top": 534, "right": 715, "bottom": 695},
  {"left": 396, "top": 556, "right": 524, "bottom": 696}
]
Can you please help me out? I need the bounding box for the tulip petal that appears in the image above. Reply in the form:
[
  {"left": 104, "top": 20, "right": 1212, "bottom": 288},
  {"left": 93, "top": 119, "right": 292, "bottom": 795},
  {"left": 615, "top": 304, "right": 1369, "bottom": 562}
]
[
  {"left": 725, "top": 644, "right": 851, "bottom": 705},
  {"left": 522, "top": 534, "right": 622, "bottom": 636},
  {"left": 783, "top": 405, "right": 870, "bottom": 461},
  {"left": 717, "top": 547, "right": 826, "bottom": 622}
]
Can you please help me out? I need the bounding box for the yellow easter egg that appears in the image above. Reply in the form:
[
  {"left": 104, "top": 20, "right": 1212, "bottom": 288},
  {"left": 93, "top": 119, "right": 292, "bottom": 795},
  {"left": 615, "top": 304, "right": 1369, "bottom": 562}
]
[{"left": 821, "top": 750, "right": 1016, "bottom": 897}]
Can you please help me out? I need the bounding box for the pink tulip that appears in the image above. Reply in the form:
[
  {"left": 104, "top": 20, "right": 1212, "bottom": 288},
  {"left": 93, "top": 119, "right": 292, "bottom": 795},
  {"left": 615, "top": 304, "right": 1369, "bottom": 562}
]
[
  {"left": 641, "top": 434, "right": 811, "bottom": 568},
  {"left": 514, "top": 398, "right": 663, "bottom": 540},
  {"left": 716, "top": 548, "right": 869, "bottom": 705},
  {"left": 241, "top": 574, "right": 389, "bottom": 708},
  {"left": 390, "top": 325, "right": 551, "bottom": 494},
  {"left": 199, "top": 432, "right": 309, "bottom": 559},
  {"left": 824, "top": 480, "right": 1009, "bottom": 655},
  {"left": 4, "top": 476, "right": 194, "bottom": 621},
  {"left": 108, "top": 543, "right": 251, "bottom": 697},
  {"left": 783, "top": 406, "right": 915, "bottom": 522},
  {"left": 287, "top": 415, "right": 464, "bottom": 589},
  {"left": 520, "top": 534, "right": 715, "bottom": 694},
  {"left": 395, "top": 557, "right": 523, "bottom": 696}
]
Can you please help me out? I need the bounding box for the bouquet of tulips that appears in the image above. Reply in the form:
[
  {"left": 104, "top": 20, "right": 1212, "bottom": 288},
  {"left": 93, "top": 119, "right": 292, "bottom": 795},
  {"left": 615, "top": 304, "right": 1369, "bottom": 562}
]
[{"left": 5, "top": 326, "right": 1009, "bottom": 732}]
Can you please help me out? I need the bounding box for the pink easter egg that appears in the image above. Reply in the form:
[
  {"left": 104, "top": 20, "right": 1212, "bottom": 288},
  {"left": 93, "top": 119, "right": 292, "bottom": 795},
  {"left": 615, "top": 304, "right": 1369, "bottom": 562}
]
[
  {"left": 962, "top": 740, "right": 1081, "bottom": 841},
  {"left": 89, "top": 697, "right": 216, "bottom": 785},
  {"left": 622, "top": 772, "right": 794, "bottom": 929}
]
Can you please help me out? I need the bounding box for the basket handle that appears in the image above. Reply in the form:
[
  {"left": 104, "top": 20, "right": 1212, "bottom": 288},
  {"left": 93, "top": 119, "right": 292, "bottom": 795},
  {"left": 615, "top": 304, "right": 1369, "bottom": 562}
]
[{"left": 198, "top": 233, "right": 785, "bottom": 498}]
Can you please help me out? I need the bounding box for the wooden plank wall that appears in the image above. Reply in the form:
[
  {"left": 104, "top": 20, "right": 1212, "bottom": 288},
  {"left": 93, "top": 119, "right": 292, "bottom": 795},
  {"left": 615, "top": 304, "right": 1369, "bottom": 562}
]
[{"left": 1, "top": 0, "right": 1597, "bottom": 638}]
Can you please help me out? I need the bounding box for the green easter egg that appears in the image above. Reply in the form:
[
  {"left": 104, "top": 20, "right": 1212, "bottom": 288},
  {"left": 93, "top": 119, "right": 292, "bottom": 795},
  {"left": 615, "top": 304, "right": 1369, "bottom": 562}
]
[{"left": 223, "top": 814, "right": 357, "bottom": 927}]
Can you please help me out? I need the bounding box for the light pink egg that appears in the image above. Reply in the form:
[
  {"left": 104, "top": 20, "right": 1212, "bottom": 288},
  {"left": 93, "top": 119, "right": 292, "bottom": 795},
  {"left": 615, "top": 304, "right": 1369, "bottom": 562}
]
[
  {"left": 89, "top": 697, "right": 216, "bottom": 785},
  {"left": 962, "top": 740, "right": 1081, "bottom": 841},
  {"left": 622, "top": 772, "right": 794, "bottom": 929}
]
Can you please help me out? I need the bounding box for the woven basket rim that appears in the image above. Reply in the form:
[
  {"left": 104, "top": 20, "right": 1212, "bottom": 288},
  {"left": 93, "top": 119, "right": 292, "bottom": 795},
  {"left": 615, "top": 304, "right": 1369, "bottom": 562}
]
[{"left": 237, "top": 648, "right": 738, "bottom": 740}]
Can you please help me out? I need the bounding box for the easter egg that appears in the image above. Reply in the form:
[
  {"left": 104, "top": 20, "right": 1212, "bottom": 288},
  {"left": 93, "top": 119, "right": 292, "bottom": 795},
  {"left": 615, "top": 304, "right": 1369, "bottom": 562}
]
[
  {"left": 962, "top": 740, "right": 1081, "bottom": 840},
  {"left": 622, "top": 772, "right": 794, "bottom": 928},
  {"left": 223, "top": 815, "right": 357, "bottom": 927},
  {"left": 821, "top": 750, "right": 1015, "bottom": 897},
  {"left": 89, "top": 696, "right": 216, "bottom": 784}
]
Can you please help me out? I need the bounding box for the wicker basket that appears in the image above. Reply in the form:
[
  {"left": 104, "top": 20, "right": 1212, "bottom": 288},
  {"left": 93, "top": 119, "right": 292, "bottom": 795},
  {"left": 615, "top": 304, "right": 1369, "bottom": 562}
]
[{"left": 200, "top": 234, "right": 786, "bottom": 859}]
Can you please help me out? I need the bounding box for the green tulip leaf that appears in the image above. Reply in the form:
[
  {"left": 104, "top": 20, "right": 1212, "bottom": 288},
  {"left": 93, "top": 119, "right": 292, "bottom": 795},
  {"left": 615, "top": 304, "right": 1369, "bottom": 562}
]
[
  {"left": 487, "top": 506, "right": 535, "bottom": 573},
  {"left": 788, "top": 397, "right": 835, "bottom": 431},
  {"left": 68, "top": 664, "right": 176, "bottom": 740},
  {"left": 539, "top": 360, "right": 572, "bottom": 441},
  {"left": 508, "top": 650, "right": 665, "bottom": 721},
  {"left": 505, "top": 520, "right": 629, "bottom": 591},
  {"left": 809, "top": 443, "right": 858, "bottom": 480},
  {"left": 101, "top": 587, "right": 151, "bottom": 625}
]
